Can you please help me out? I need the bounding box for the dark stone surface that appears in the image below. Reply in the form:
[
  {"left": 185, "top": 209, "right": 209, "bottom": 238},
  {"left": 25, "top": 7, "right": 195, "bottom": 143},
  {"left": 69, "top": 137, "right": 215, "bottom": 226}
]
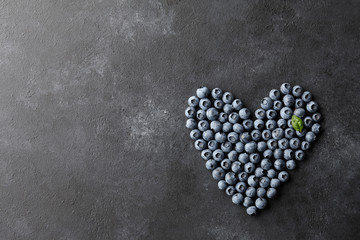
[{"left": 0, "top": 0, "right": 359, "bottom": 239}]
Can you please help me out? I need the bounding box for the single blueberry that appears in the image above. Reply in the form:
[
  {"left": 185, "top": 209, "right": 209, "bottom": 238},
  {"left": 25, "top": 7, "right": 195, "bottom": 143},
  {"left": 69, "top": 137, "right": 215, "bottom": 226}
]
[
  {"left": 285, "top": 128, "right": 295, "bottom": 139},
  {"left": 202, "top": 130, "right": 214, "bottom": 141},
  {"left": 229, "top": 112, "right": 240, "bottom": 124},
  {"left": 287, "top": 119, "right": 293, "bottom": 128},
  {"left": 218, "top": 180, "right": 228, "bottom": 190},
  {"left": 198, "top": 120, "right": 210, "bottom": 131},
  {"left": 238, "top": 153, "right": 249, "bottom": 164},
  {"left": 246, "top": 186, "right": 257, "bottom": 198},
  {"left": 266, "top": 109, "right": 278, "bottom": 120},
  {"left": 273, "top": 100, "right": 283, "bottom": 111},
  {"left": 295, "top": 150, "right": 305, "bottom": 161},
  {"left": 306, "top": 101, "right": 319, "bottom": 113},
  {"left": 228, "top": 150, "right": 238, "bottom": 162},
  {"left": 239, "top": 108, "right": 251, "bottom": 120},
  {"left": 250, "top": 153, "right": 261, "bottom": 164},
  {"left": 232, "top": 193, "right": 244, "bottom": 205},
  {"left": 267, "top": 188, "right": 277, "bottom": 199},
  {"left": 280, "top": 107, "right": 293, "bottom": 120},
  {"left": 238, "top": 172, "right": 249, "bottom": 182},
  {"left": 205, "top": 159, "right": 217, "bottom": 170},
  {"left": 284, "top": 149, "right": 294, "bottom": 160},
  {"left": 222, "top": 92, "right": 234, "bottom": 104},
  {"left": 243, "top": 197, "right": 254, "bottom": 208},
  {"left": 286, "top": 160, "right": 296, "bottom": 170},
  {"left": 185, "top": 107, "right": 196, "bottom": 118},
  {"left": 221, "top": 141, "right": 233, "bottom": 153},
  {"left": 232, "top": 99, "right": 243, "bottom": 110},
  {"left": 254, "top": 119, "right": 265, "bottom": 130},
  {"left": 270, "top": 178, "right": 281, "bottom": 188},
  {"left": 215, "top": 132, "right": 227, "bottom": 143},
  {"left": 280, "top": 83, "right": 292, "bottom": 94},
  {"left": 201, "top": 149, "right": 212, "bottom": 160},
  {"left": 223, "top": 103, "right": 234, "bottom": 114},
  {"left": 303, "top": 116, "right": 313, "bottom": 128},
  {"left": 220, "top": 159, "right": 231, "bottom": 170},
  {"left": 199, "top": 98, "right": 211, "bottom": 110},
  {"left": 210, "top": 121, "right": 222, "bottom": 133},
  {"left": 305, "top": 131, "right": 316, "bottom": 142},
  {"left": 255, "top": 167, "right": 266, "bottom": 178},
  {"left": 294, "top": 108, "right": 306, "bottom": 118},
  {"left": 231, "top": 161, "right": 243, "bottom": 174},
  {"left": 257, "top": 187, "right": 267, "bottom": 198},
  {"left": 295, "top": 98, "right": 305, "bottom": 108},
  {"left": 188, "top": 96, "right": 199, "bottom": 107},
  {"left": 301, "top": 141, "right": 311, "bottom": 151},
  {"left": 225, "top": 186, "right": 236, "bottom": 196},
  {"left": 272, "top": 128, "right": 284, "bottom": 140},
  {"left": 261, "top": 158, "right": 272, "bottom": 170},
  {"left": 289, "top": 138, "right": 301, "bottom": 150},
  {"left": 196, "top": 109, "right": 206, "bottom": 120},
  {"left": 247, "top": 175, "right": 259, "bottom": 187},
  {"left": 206, "top": 107, "right": 219, "bottom": 121},
  {"left": 261, "top": 97, "right": 273, "bottom": 110},
  {"left": 244, "top": 162, "right": 255, "bottom": 173},
  {"left": 194, "top": 139, "right": 206, "bottom": 151},
  {"left": 213, "top": 149, "right": 225, "bottom": 161},
  {"left": 312, "top": 123, "right": 321, "bottom": 134},
  {"left": 263, "top": 149, "right": 273, "bottom": 159},
  {"left": 186, "top": 119, "right": 197, "bottom": 129},
  {"left": 225, "top": 172, "right": 238, "bottom": 185},
  {"left": 214, "top": 99, "right": 225, "bottom": 110},
  {"left": 312, "top": 113, "right": 322, "bottom": 122},
  {"left": 235, "top": 142, "right": 245, "bottom": 153},
  {"left": 212, "top": 167, "right": 225, "bottom": 180},
  {"left": 262, "top": 130, "right": 272, "bottom": 141},
  {"left": 278, "top": 138, "right": 289, "bottom": 149},
  {"left": 190, "top": 129, "right": 201, "bottom": 140},
  {"left": 267, "top": 169, "right": 277, "bottom": 179},
  {"left": 246, "top": 206, "right": 257, "bottom": 216},
  {"left": 227, "top": 132, "right": 239, "bottom": 144},
  {"left": 233, "top": 123, "right": 244, "bottom": 133},
  {"left": 222, "top": 122, "right": 233, "bottom": 133},
  {"left": 292, "top": 85, "right": 303, "bottom": 97},
  {"left": 196, "top": 86, "right": 210, "bottom": 98},
  {"left": 283, "top": 94, "right": 295, "bottom": 107},
  {"left": 296, "top": 129, "right": 307, "bottom": 137},
  {"left": 255, "top": 197, "right": 268, "bottom": 209},
  {"left": 301, "top": 91, "right": 312, "bottom": 102},
  {"left": 274, "top": 159, "right": 285, "bottom": 171},
  {"left": 267, "top": 139, "right": 277, "bottom": 150},
  {"left": 211, "top": 88, "right": 223, "bottom": 100},
  {"left": 235, "top": 181, "right": 247, "bottom": 193},
  {"left": 243, "top": 119, "right": 254, "bottom": 131},
  {"left": 218, "top": 112, "right": 228, "bottom": 123},
  {"left": 255, "top": 108, "right": 266, "bottom": 119},
  {"left": 278, "top": 171, "right": 290, "bottom": 182},
  {"left": 273, "top": 148, "right": 283, "bottom": 159},
  {"left": 266, "top": 120, "right": 277, "bottom": 130},
  {"left": 269, "top": 89, "right": 281, "bottom": 100},
  {"left": 245, "top": 141, "right": 257, "bottom": 154},
  {"left": 257, "top": 141, "right": 267, "bottom": 152},
  {"left": 240, "top": 132, "right": 252, "bottom": 144},
  {"left": 208, "top": 140, "right": 218, "bottom": 151}
]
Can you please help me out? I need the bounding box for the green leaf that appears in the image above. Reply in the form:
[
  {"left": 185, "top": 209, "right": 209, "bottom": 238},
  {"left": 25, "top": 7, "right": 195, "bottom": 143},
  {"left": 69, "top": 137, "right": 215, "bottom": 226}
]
[{"left": 291, "top": 115, "right": 304, "bottom": 132}]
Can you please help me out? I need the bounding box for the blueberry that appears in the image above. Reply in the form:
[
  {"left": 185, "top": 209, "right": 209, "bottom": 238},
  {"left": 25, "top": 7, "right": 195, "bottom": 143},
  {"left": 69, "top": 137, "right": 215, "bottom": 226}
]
[
  {"left": 233, "top": 123, "right": 244, "bottom": 133},
  {"left": 273, "top": 100, "right": 283, "bottom": 111},
  {"left": 243, "top": 119, "right": 254, "bottom": 131},
  {"left": 306, "top": 101, "right": 319, "bottom": 113},
  {"left": 196, "top": 109, "right": 206, "bottom": 120},
  {"left": 220, "top": 159, "right": 232, "bottom": 170},
  {"left": 196, "top": 86, "right": 210, "bottom": 98},
  {"left": 255, "top": 108, "right": 266, "bottom": 119},
  {"left": 261, "top": 158, "right": 272, "bottom": 170},
  {"left": 257, "top": 141, "right": 267, "bottom": 152},
  {"left": 283, "top": 94, "right": 295, "bottom": 107},
  {"left": 243, "top": 197, "right": 254, "bottom": 208},
  {"left": 274, "top": 159, "right": 285, "bottom": 171},
  {"left": 255, "top": 197, "right": 268, "bottom": 209},
  {"left": 186, "top": 119, "right": 197, "bottom": 129},
  {"left": 261, "top": 97, "right": 273, "bottom": 110},
  {"left": 305, "top": 131, "right": 316, "bottom": 142},
  {"left": 225, "top": 186, "right": 236, "bottom": 196},
  {"left": 238, "top": 172, "right": 249, "bottom": 182},
  {"left": 287, "top": 119, "right": 293, "bottom": 128},
  {"left": 199, "top": 98, "right": 211, "bottom": 110},
  {"left": 212, "top": 167, "right": 225, "bottom": 180},
  {"left": 284, "top": 149, "right": 294, "bottom": 160},
  {"left": 229, "top": 112, "right": 240, "bottom": 124},
  {"left": 218, "top": 180, "right": 228, "bottom": 190},
  {"left": 231, "top": 161, "right": 243, "bottom": 173},
  {"left": 227, "top": 132, "right": 239, "bottom": 144},
  {"left": 223, "top": 104, "right": 234, "bottom": 114},
  {"left": 259, "top": 177, "right": 270, "bottom": 188},
  {"left": 251, "top": 130, "right": 262, "bottom": 141},
  {"left": 247, "top": 175, "right": 259, "bottom": 187},
  {"left": 295, "top": 150, "right": 305, "bottom": 161},
  {"left": 232, "top": 193, "right": 244, "bottom": 205},
  {"left": 235, "top": 142, "right": 245, "bottom": 153},
  {"left": 286, "top": 160, "right": 296, "bottom": 170},
  {"left": 266, "top": 120, "right": 277, "bottom": 130},
  {"left": 222, "top": 92, "right": 234, "bottom": 104},
  {"left": 205, "top": 159, "right": 217, "bottom": 170},
  {"left": 270, "top": 178, "right": 281, "bottom": 188},
  {"left": 214, "top": 99, "right": 225, "bottom": 110},
  {"left": 213, "top": 149, "right": 225, "bottom": 161},
  {"left": 240, "top": 132, "right": 252, "bottom": 144},
  {"left": 274, "top": 148, "right": 283, "bottom": 159},
  {"left": 218, "top": 112, "right": 228, "bottom": 123},
  {"left": 232, "top": 99, "right": 243, "bottom": 110},
  {"left": 245, "top": 141, "right": 257, "bottom": 154},
  {"left": 296, "top": 129, "right": 307, "bottom": 137},
  {"left": 238, "top": 153, "right": 249, "bottom": 164},
  {"left": 278, "top": 138, "right": 289, "bottom": 149},
  {"left": 201, "top": 149, "right": 212, "bottom": 160},
  {"left": 202, "top": 130, "right": 214, "bottom": 141},
  {"left": 278, "top": 171, "right": 290, "bottom": 182},
  {"left": 185, "top": 107, "right": 196, "bottom": 118},
  {"left": 235, "top": 181, "right": 247, "bottom": 193},
  {"left": 190, "top": 129, "right": 201, "bottom": 140},
  {"left": 289, "top": 138, "right": 301, "bottom": 150},
  {"left": 269, "top": 89, "right": 281, "bottom": 100},
  {"left": 295, "top": 98, "right": 305, "bottom": 108},
  {"left": 280, "top": 83, "right": 292, "bottom": 94},
  {"left": 266, "top": 109, "right": 278, "bottom": 120},
  {"left": 215, "top": 132, "right": 227, "bottom": 143},
  {"left": 301, "top": 91, "right": 312, "bottom": 102},
  {"left": 257, "top": 187, "right": 267, "bottom": 198},
  {"left": 263, "top": 149, "right": 273, "bottom": 159},
  {"left": 246, "top": 186, "right": 257, "bottom": 198},
  {"left": 244, "top": 162, "right": 255, "bottom": 173},
  {"left": 225, "top": 172, "right": 237, "bottom": 185},
  {"left": 285, "top": 128, "right": 295, "bottom": 139},
  {"left": 246, "top": 206, "right": 257, "bottom": 216},
  {"left": 294, "top": 108, "right": 306, "bottom": 118},
  {"left": 280, "top": 107, "right": 293, "bottom": 120},
  {"left": 254, "top": 119, "right": 265, "bottom": 130},
  {"left": 221, "top": 141, "right": 232, "bottom": 153},
  {"left": 312, "top": 123, "right": 321, "bottom": 134},
  {"left": 194, "top": 139, "right": 206, "bottom": 151},
  {"left": 255, "top": 167, "right": 266, "bottom": 177},
  {"left": 267, "top": 139, "right": 277, "bottom": 150},
  {"left": 272, "top": 128, "right": 284, "bottom": 140},
  {"left": 211, "top": 88, "right": 223, "bottom": 100},
  {"left": 250, "top": 153, "right": 261, "bottom": 164},
  {"left": 312, "top": 113, "right": 322, "bottom": 122},
  {"left": 303, "top": 116, "right": 313, "bottom": 128},
  {"left": 198, "top": 120, "right": 209, "bottom": 131},
  {"left": 262, "top": 130, "right": 272, "bottom": 141},
  {"left": 301, "top": 141, "right": 311, "bottom": 151},
  {"left": 267, "top": 188, "right": 277, "bottom": 199},
  {"left": 206, "top": 107, "right": 219, "bottom": 121},
  {"left": 267, "top": 169, "right": 277, "bottom": 179},
  {"left": 222, "top": 122, "right": 233, "bottom": 133},
  {"left": 239, "top": 108, "right": 251, "bottom": 120},
  {"left": 210, "top": 121, "right": 222, "bottom": 133},
  {"left": 228, "top": 150, "right": 238, "bottom": 162},
  {"left": 208, "top": 140, "right": 218, "bottom": 151},
  {"left": 292, "top": 85, "right": 303, "bottom": 97},
  {"left": 188, "top": 96, "right": 199, "bottom": 107}
]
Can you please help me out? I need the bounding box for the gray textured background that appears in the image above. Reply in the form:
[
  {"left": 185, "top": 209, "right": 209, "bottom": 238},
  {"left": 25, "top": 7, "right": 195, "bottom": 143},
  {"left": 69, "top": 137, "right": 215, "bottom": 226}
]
[{"left": 0, "top": 0, "right": 359, "bottom": 239}]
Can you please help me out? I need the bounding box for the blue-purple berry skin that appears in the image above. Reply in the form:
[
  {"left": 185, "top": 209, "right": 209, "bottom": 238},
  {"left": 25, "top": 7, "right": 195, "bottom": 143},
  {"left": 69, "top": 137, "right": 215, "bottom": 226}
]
[
  {"left": 243, "top": 119, "right": 254, "bottom": 130},
  {"left": 194, "top": 139, "right": 206, "bottom": 151},
  {"left": 213, "top": 149, "right": 225, "bottom": 161},
  {"left": 254, "top": 119, "right": 265, "bottom": 130},
  {"left": 206, "top": 107, "right": 219, "bottom": 121},
  {"left": 214, "top": 100, "right": 224, "bottom": 110},
  {"left": 261, "top": 158, "right": 272, "bottom": 170},
  {"left": 278, "top": 138, "right": 289, "bottom": 150},
  {"left": 257, "top": 141, "right": 267, "bottom": 152},
  {"left": 238, "top": 172, "right": 249, "bottom": 182},
  {"left": 206, "top": 159, "right": 217, "bottom": 170},
  {"left": 269, "top": 89, "right": 281, "bottom": 100},
  {"left": 232, "top": 99, "right": 243, "bottom": 110},
  {"left": 220, "top": 159, "right": 231, "bottom": 170},
  {"left": 199, "top": 98, "right": 211, "bottom": 110},
  {"left": 304, "top": 116, "right": 313, "bottom": 128},
  {"left": 270, "top": 178, "right": 281, "bottom": 188},
  {"left": 267, "top": 188, "right": 277, "bottom": 199},
  {"left": 202, "top": 130, "right": 214, "bottom": 141},
  {"left": 277, "top": 119, "right": 287, "bottom": 129},
  {"left": 244, "top": 162, "right": 256, "bottom": 173},
  {"left": 186, "top": 119, "right": 197, "bottom": 129},
  {"left": 243, "top": 197, "right": 254, "bottom": 208},
  {"left": 190, "top": 129, "right": 201, "bottom": 140},
  {"left": 295, "top": 150, "right": 305, "bottom": 161},
  {"left": 305, "top": 131, "right": 316, "bottom": 142},
  {"left": 312, "top": 123, "right": 321, "bottom": 134},
  {"left": 259, "top": 177, "right": 270, "bottom": 188},
  {"left": 306, "top": 101, "right": 319, "bottom": 113},
  {"left": 235, "top": 142, "right": 245, "bottom": 153},
  {"left": 294, "top": 108, "right": 306, "bottom": 118},
  {"left": 301, "top": 141, "right": 311, "bottom": 151},
  {"left": 222, "top": 92, "right": 234, "bottom": 104},
  {"left": 223, "top": 104, "right": 234, "bottom": 114},
  {"left": 255, "top": 197, "right": 268, "bottom": 209},
  {"left": 278, "top": 171, "right": 290, "bottom": 182},
  {"left": 257, "top": 187, "right": 267, "bottom": 198},
  {"left": 261, "top": 97, "right": 273, "bottom": 110},
  {"left": 266, "top": 120, "right": 277, "bottom": 130},
  {"left": 231, "top": 161, "right": 243, "bottom": 174},
  {"left": 280, "top": 83, "right": 292, "bottom": 94},
  {"left": 222, "top": 122, "right": 233, "bottom": 133},
  {"left": 228, "top": 150, "right": 238, "bottom": 161},
  {"left": 233, "top": 123, "right": 244, "bottom": 133},
  {"left": 196, "top": 86, "right": 210, "bottom": 98},
  {"left": 286, "top": 160, "right": 296, "bottom": 170},
  {"left": 289, "top": 138, "right": 301, "bottom": 150},
  {"left": 208, "top": 140, "right": 218, "bottom": 151},
  {"left": 245, "top": 141, "right": 257, "bottom": 153},
  {"left": 267, "top": 139, "right": 277, "bottom": 150},
  {"left": 232, "top": 193, "right": 244, "bottom": 205},
  {"left": 250, "top": 153, "right": 261, "bottom": 164},
  {"left": 229, "top": 112, "right": 240, "bottom": 124},
  {"left": 274, "top": 148, "right": 283, "bottom": 159},
  {"left": 267, "top": 169, "right": 277, "bottom": 179},
  {"left": 287, "top": 119, "right": 293, "bottom": 128},
  {"left": 251, "top": 130, "right": 262, "bottom": 141},
  {"left": 215, "top": 132, "right": 227, "bottom": 143},
  {"left": 255, "top": 109, "right": 266, "bottom": 119},
  {"left": 301, "top": 91, "right": 312, "bottom": 102},
  {"left": 227, "top": 132, "right": 239, "bottom": 144},
  {"left": 283, "top": 94, "right": 295, "bottom": 107},
  {"left": 263, "top": 149, "right": 273, "bottom": 159},
  {"left": 196, "top": 109, "right": 206, "bottom": 120},
  {"left": 211, "top": 88, "right": 223, "bottom": 100},
  {"left": 247, "top": 206, "right": 257, "bottom": 216},
  {"left": 255, "top": 167, "right": 266, "bottom": 178},
  {"left": 246, "top": 186, "right": 257, "bottom": 197},
  {"left": 284, "top": 149, "right": 294, "bottom": 160},
  {"left": 312, "top": 113, "right": 322, "bottom": 122},
  {"left": 262, "top": 130, "right": 272, "bottom": 141},
  {"left": 280, "top": 107, "right": 293, "bottom": 120},
  {"left": 221, "top": 142, "right": 232, "bottom": 153},
  {"left": 272, "top": 128, "right": 284, "bottom": 140},
  {"left": 225, "top": 186, "right": 236, "bottom": 196},
  {"left": 239, "top": 108, "right": 251, "bottom": 120},
  {"left": 273, "top": 100, "right": 283, "bottom": 111},
  {"left": 198, "top": 120, "right": 209, "bottom": 131},
  {"left": 266, "top": 109, "right": 277, "bottom": 120},
  {"left": 285, "top": 128, "right": 295, "bottom": 139},
  {"left": 218, "top": 180, "right": 228, "bottom": 190},
  {"left": 188, "top": 96, "right": 199, "bottom": 107},
  {"left": 235, "top": 181, "right": 247, "bottom": 193},
  {"left": 274, "top": 159, "right": 285, "bottom": 171},
  {"left": 185, "top": 107, "right": 196, "bottom": 118},
  {"left": 292, "top": 85, "right": 303, "bottom": 97},
  {"left": 248, "top": 175, "right": 259, "bottom": 187},
  {"left": 240, "top": 132, "right": 252, "bottom": 144},
  {"left": 295, "top": 98, "right": 305, "bottom": 108},
  {"left": 212, "top": 167, "right": 225, "bottom": 180},
  {"left": 201, "top": 149, "right": 212, "bottom": 160},
  {"left": 238, "top": 153, "right": 249, "bottom": 164},
  {"left": 210, "top": 121, "right": 222, "bottom": 133},
  {"left": 225, "top": 172, "right": 237, "bottom": 185},
  {"left": 296, "top": 129, "right": 307, "bottom": 138},
  {"left": 218, "top": 112, "right": 228, "bottom": 123}
]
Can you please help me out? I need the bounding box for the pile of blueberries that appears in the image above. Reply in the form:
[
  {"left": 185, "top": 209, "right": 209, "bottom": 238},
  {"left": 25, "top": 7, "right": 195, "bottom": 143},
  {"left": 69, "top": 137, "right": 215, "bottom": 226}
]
[{"left": 185, "top": 83, "right": 322, "bottom": 216}]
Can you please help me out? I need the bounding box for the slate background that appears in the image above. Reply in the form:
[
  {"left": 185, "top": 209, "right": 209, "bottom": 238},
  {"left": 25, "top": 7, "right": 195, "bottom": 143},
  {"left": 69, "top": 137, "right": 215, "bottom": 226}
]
[{"left": 0, "top": 0, "right": 359, "bottom": 239}]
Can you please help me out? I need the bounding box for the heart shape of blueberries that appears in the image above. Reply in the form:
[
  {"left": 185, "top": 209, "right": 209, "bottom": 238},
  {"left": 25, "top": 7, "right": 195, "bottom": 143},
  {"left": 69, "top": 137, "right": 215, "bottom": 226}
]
[{"left": 185, "top": 83, "right": 322, "bottom": 216}]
